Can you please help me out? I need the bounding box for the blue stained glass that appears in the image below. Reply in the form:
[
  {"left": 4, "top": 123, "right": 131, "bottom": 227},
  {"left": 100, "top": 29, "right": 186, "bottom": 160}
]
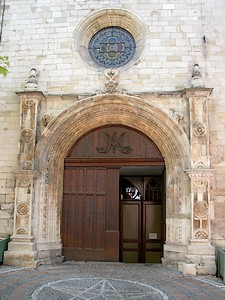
[{"left": 88, "top": 27, "right": 136, "bottom": 68}]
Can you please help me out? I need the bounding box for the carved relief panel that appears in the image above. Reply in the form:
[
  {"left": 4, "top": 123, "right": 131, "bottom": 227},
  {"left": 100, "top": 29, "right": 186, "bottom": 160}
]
[
  {"left": 17, "top": 92, "right": 45, "bottom": 170},
  {"left": 187, "top": 168, "right": 214, "bottom": 241},
  {"left": 13, "top": 174, "right": 35, "bottom": 238},
  {"left": 186, "top": 88, "right": 212, "bottom": 167}
]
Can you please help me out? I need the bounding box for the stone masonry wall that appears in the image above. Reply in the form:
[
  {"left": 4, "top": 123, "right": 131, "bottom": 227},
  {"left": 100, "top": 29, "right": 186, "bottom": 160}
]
[{"left": 0, "top": 0, "right": 225, "bottom": 246}]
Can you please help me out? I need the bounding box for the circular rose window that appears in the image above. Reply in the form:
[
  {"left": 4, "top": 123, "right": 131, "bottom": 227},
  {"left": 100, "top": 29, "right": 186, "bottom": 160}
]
[{"left": 88, "top": 26, "right": 136, "bottom": 68}]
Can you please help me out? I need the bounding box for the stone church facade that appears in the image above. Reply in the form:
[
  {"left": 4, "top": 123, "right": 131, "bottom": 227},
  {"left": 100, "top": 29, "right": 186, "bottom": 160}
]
[{"left": 0, "top": 1, "right": 225, "bottom": 275}]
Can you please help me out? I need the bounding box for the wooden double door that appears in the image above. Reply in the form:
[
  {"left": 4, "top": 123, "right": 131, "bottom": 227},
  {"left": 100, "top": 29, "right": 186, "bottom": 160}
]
[
  {"left": 62, "top": 166, "right": 164, "bottom": 263},
  {"left": 62, "top": 125, "right": 165, "bottom": 262}
]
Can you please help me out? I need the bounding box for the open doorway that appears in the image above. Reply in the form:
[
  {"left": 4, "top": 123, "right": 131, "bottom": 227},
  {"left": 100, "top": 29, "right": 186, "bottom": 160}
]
[
  {"left": 62, "top": 125, "right": 165, "bottom": 262},
  {"left": 119, "top": 166, "right": 165, "bottom": 263}
]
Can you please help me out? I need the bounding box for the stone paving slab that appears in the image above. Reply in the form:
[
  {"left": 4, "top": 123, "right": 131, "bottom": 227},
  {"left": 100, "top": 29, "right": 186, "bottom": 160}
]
[{"left": 0, "top": 262, "right": 225, "bottom": 299}]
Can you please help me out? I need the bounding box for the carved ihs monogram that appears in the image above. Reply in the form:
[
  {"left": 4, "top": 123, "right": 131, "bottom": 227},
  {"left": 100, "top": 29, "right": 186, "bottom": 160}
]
[{"left": 96, "top": 132, "right": 133, "bottom": 154}]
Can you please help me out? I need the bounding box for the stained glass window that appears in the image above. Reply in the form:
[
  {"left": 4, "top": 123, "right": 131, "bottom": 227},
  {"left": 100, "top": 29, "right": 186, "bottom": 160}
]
[{"left": 88, "top": 26, "right": 136, "bottom": 68}]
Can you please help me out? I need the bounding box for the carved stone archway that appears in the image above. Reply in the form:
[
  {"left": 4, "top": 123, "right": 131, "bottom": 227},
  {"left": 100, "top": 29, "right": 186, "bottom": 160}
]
[{"left": 4, "top": 92, "right": 216, "bottom": 275}]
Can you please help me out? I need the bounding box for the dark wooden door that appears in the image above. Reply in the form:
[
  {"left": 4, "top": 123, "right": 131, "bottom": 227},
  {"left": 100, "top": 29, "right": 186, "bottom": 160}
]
[
  {"left": 62, "top": 166, "right": 120, "bottom": 261},
  {"left": 63, "top": 125, "right": 165, "bottom": 262},
  {"left": 120, "top": 176, "right": 163, "bottom": 263}
]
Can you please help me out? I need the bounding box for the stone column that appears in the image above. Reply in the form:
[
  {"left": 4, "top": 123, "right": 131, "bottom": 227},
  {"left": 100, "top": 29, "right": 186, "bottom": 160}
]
[
  {"left": 184, "top": 85, "right": 216, "bottom": 275},
  {"left": 4, "top": 90, "right": 45, "bottom": 267}
]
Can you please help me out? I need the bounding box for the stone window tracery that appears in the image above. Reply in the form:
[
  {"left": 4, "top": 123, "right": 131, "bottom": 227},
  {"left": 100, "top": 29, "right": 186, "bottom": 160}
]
[{"left": 88, "top": 27, "right": 136, "bottom": 68}]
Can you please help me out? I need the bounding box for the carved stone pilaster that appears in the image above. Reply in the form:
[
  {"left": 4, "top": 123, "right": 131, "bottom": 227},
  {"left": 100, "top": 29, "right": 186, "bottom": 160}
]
[
  {"left": 182, "top": 84, "right": 216, "bottom": 275},
  {"left": 11, "top": 171, "right": 38, "bottom": 239},
  {"left": 4, "top": 170, "right": 39, "bottom": 267},
  {"left": 185, "top": 87, "right": 213, "bottom": 241},
  {"left": 185, "top": 88, "right": 212, "bottom": 167},
  {"left": 4, "top": 90, "right": 45, "bottom": 267},
  {"left": 186, "top": 169, "right": 214, "bottom": 241},
  {"left": 16, "top": 91, "right": 45, "bottom": 170},
  {"left": 184, "top": 169, "right": 216, "bottom": 275}
]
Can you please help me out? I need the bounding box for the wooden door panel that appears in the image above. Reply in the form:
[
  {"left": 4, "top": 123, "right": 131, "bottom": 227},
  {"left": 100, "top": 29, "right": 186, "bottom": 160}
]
[
  {"left": 144, "top": 203, "right": 162, "bottom": 263},
  {"left": 104, "top": 168, "right": 120, "bottom": 260},
  {"left": 120, "top": 201, "right": 141, "bottom": 263},
  {"left": 122, "top": 203, "right": 139, "bottom": 240},
  {"left": 62, "top": 166, "right": 119, "bottom": 261},
  {"left": 144, "top": 204, "right": 162, "bottom": 240},
  {"left": 105, "top": 168, "right": 119, "bottom": 231}
]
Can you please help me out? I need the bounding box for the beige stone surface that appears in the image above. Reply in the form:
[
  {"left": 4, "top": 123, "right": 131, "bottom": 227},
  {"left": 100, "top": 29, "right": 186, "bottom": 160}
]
[{"left": 0, "top": 0, "right": 225, "bottom": 273}]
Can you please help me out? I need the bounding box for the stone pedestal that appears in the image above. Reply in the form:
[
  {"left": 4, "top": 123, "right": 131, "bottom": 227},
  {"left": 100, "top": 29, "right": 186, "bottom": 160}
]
[
  {"left": 4, "top": 238, "right": 37, "bottom": 267},
  {"left": 185, "top": 241, "right": 216, "bottom": 275}
]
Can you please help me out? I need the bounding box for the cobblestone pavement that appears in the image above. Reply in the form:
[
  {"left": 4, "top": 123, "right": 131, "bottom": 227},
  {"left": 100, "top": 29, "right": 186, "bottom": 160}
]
[{"left": 0, "top": 262, "right": 225, "bottom": 299}]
